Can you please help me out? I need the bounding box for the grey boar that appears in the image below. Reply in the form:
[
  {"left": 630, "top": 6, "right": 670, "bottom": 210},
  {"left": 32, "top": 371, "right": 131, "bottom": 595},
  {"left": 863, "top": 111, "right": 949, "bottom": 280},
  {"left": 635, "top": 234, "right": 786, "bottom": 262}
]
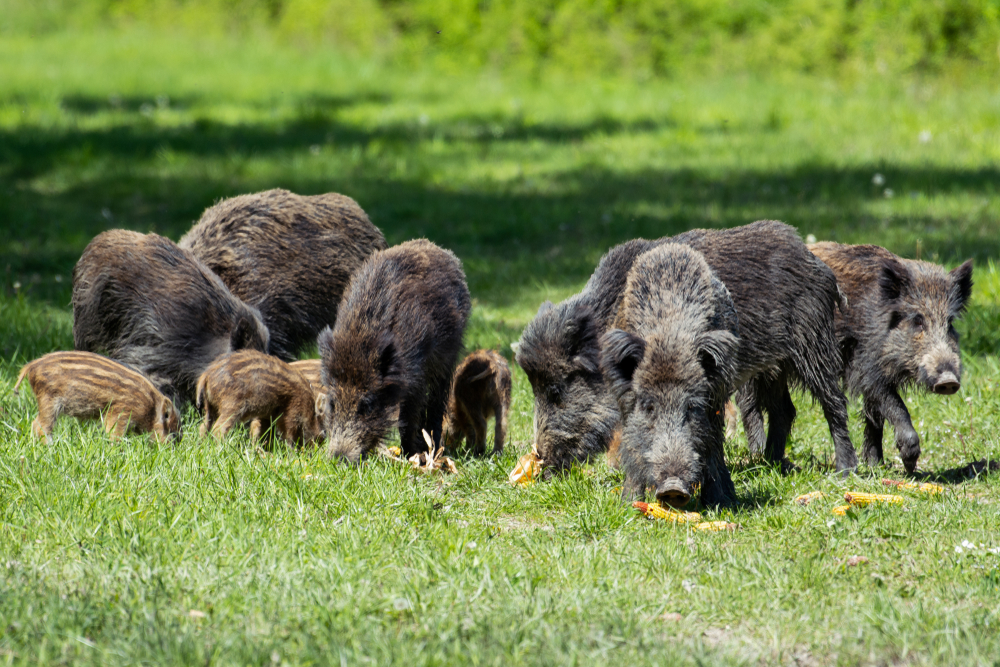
[
  {"left": 517, "top": 221, "right": 857, "bottom": 475},
  {"left": 73, "top": 230, "right": 270, "bottom": 406},
  {"left": 441, "top": 349, "right": 512, "bottom": 456},
  {"left": 809, "top": 242, "right": 973, "bottom": 472},
  {"left": 318, "top": 239, "right": 471, "bottom": 462},
  {"left": 601, "top": 244, "right": 740, "bottom": 507},
  {"left": 14, "top": 351, "right": 180, "bottom": 443},
  {"left": 180, "top": 189, "right": 388, "bottom": 361},
  {"left": 195, "top": 349, "right": 325, "bottom": 447}
]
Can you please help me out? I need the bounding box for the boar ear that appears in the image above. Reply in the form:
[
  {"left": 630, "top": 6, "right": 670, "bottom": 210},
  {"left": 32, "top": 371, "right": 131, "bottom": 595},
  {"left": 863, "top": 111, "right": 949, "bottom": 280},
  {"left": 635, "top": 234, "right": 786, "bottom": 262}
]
[
  {"left": 600, "top": 329, "right": 646, "bottom": 401},
  {"left": 949, "top": 260, "right": 974, "bottom": 314},
  {"left": 377, "top": 335, "right": 405, "bottom": 404},
  {"left": 879, "top": 261, "right": 910, "bottom": 303},
  {"left": 231, "top": 314, "right": 267, "bottom": 352},
  {"left": 564, "top": 306, "right": 601, "bottom": 374},
  {"left": 315, "top": 392, "right": 328, "bottom": 420},
  {"left": 696, "top": 330, "right": 739, "bottom": 390},
  {"left": 536, "top": 300, "right": 554, "bottom": 317}
]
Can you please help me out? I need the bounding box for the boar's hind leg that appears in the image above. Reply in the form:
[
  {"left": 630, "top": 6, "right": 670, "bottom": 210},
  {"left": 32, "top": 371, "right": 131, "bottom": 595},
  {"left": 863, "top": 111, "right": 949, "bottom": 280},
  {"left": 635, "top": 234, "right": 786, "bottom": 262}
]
[
  {"left": 877, "top": 390, "right": 920, "bottom": 473},
  {"left": 492, "top": 403, "right": 507, "bottom": 456},
  {"left": 735, "top": 382, "right": 766, "bottom": 456},
  {"left": 861, "top": 397, "right": 885, "bottom": 466},
  {"left": 762, "top": 379, "right": 797, "bottom": 466},
  {"left": 797, "top": 363, "right": 857, "bottom": 472}
]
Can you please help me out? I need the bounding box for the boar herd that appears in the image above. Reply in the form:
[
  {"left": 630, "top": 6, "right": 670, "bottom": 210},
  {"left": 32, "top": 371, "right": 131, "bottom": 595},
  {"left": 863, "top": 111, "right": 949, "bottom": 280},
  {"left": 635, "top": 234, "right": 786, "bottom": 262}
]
[{"left": 12, "top": 187, "right": 975, "bottom": 509}]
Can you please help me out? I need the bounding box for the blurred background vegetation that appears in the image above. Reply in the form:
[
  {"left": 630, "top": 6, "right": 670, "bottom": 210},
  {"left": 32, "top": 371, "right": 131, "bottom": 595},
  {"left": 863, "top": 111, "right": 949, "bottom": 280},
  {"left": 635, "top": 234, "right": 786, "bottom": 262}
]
[{"left": 5, "top": 0, "right": 1000, "bottom": 78}]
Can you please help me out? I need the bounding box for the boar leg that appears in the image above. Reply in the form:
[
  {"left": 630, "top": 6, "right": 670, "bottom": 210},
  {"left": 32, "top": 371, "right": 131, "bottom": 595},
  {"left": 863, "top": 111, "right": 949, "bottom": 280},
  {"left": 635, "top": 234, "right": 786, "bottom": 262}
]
[
  {"left": 210, "top": 413, "right": 237, "bottom": 440},
  {"left": 471, "top": 412, "right": 489, "bottom": 457},
  {"left": 398, "top": 396, "right": 427, "bottom": 456},
  {"left": 104, "top": 409, "right": 133, "bottom": 439},
  {"left": 700, "top": 403, "right": 737, "bottom": 507},
  {"left": 424, "top": 373, "right": 451, "bottom": 449},
  {"left": 492, "top": 403, "right": 507, "bottom": 456},
  {"left": 877, "top": 390, "right": 920, "bottom": 473},
  {"left": 761, "top": 380, "right": 796, "bottom": 466},
  {"left": 32, "top": 396, "right": 59, "bottom": 441},
  {"left": 249, "top": 418, "right": 264, "bottom": 443},
  {"left": 796, "top": 358, "right": 858, "bottom": 472},
  {"left": 736, "top": 381, "right": 766, "bottom": 456},
  {"left": 861, "top": 397, "right": 885, "bottom": 466}
]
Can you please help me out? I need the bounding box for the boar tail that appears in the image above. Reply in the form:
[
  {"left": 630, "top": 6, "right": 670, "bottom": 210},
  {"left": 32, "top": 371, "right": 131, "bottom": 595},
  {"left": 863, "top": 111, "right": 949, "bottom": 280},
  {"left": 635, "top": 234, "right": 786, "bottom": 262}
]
[{"left": 13, "top": 363, "right": 31, "bottom": 395}]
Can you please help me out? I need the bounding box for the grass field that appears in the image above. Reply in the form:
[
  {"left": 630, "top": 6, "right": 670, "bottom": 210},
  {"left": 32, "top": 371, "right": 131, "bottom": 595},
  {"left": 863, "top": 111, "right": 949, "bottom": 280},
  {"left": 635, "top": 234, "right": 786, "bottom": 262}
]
[{"left": 2, "top": 28, "right": 1000, "bottom": 666}]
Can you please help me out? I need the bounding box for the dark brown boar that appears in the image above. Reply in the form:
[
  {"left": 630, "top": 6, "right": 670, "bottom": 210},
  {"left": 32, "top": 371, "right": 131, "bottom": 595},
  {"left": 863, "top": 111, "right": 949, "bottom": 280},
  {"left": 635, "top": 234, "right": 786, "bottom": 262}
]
[
  {"left": 179, "top": 189, "right": 388, "bottom": 361},
  {"left": 809, "top": 242, "right": 973, "bottom": 472},
  {"left": 14, "top": 351, "right": 180, "bottom": 443},
  {"left": 515, "top": 240, "right": 653, "bottom": 472},
  {"left": 517, "top": 221, "right": 857, "bottom": 474},
  {"left": 441, "top": 349, "right": 512, "bottom": 456},
  {"left": 601, "top": 245, "right": 741, "bottom": 507},
  {"left": 317, "top": 239, "right": 471, "bottom": 462},
  {"left": 195, "top": 350, "right": 325, "bottom": 446},
  {"left": 73, "top": 230, "right": 270, "bottom": 406}
]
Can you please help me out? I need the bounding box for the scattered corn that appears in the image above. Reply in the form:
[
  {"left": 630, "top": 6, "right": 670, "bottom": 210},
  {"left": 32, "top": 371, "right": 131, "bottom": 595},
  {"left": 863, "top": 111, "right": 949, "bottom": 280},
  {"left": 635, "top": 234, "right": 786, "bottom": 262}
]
[
  {"left": 386, "top": 446, "right": 402, "bottom": 457},
  {"left": 794, "top": 491, "right": 825, "bottom": 506},
  {"left": 632, "top": 501, "right": 701, "bottom": 524},
  {"left": 881, "top": 479, "right": 944, "bottom": 495},
  {"left": 509, "top": 451, "right": 541, "bottom": 486},
  {"left": 693, "top": 521, "right": 739, "bottom": 532},
  {"left": 844, "top": 492, "right": 904, "bottom": 507},
  {"left": 831, "top": 505, "right": 850, "bottom": 516}
]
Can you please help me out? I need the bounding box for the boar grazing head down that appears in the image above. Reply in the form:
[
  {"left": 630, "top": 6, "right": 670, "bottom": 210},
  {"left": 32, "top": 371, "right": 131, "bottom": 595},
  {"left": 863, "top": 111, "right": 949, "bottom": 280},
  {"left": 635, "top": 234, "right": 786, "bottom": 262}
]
[
  {"left": 318, "top": 327, "right": 403, "bottom": 463},
  {"left": 600, "top": 245, "right": 740, "bottom": 508},
  {"left": 515, "top": 299, "right": 620, "bottom": 473},
  {"left": 879, "top": 258, "right": 973, "bottom": 395}
]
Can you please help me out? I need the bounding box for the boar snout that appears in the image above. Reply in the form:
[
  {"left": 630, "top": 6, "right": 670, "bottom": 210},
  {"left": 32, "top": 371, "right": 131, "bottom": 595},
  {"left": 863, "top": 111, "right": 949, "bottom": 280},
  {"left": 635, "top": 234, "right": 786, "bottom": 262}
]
[
  {"left": 932, "top": 371, "right": 960, "bottom": 395},
  {"left": 656, "top": 479, "right": 693, "bottom": 508}
]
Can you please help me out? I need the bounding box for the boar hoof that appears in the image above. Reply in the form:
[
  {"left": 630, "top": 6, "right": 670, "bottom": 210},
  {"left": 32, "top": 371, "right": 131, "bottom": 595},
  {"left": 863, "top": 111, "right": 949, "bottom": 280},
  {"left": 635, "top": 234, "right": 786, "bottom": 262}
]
[{"left": 897, "top": 430, "right": 920, "bottom": 473}]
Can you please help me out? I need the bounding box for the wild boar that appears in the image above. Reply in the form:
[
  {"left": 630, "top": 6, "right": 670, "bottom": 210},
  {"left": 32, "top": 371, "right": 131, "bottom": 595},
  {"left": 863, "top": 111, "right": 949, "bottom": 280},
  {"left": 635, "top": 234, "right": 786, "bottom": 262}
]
[
  {"left": 441, "top": 349, "right": 512, "bottom": 456},
  {"left": 14, "top": 351, "right": 180, "bottom": 443},
  {"left": 517, "top": 221, "right": 857, "bottom": 475},
  {"left": 180, "top": 189, "right": 388, "bottom": 360},
  {"left": 289, "top": 359, "right": 326, "bottom": 396},
  {"left": 318, "top": 239, "right": 471, "bottom": 462},
  {"left": 601, "top": 244, "right": 740, "bottom": 506},
  {"left": 195, "top": 349, "right": 325, "bottom": 447},
  {"left": 809, "top": 242, "right": 973, "bottom": 472},
  {"left": 72, "top": 230, "right": 269, "bottom": 406}
]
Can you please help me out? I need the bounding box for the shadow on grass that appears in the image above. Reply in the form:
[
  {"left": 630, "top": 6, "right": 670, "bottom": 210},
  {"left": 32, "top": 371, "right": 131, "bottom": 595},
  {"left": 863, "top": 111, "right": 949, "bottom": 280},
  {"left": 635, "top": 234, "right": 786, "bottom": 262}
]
[{"left": 4, "top": 102, "right": 1000, "bottom": 317}]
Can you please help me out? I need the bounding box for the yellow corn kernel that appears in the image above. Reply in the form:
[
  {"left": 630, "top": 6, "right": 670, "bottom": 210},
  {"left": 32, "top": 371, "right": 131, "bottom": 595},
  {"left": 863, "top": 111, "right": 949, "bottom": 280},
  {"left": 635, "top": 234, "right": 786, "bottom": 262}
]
[
  {"left": 509, "top": 452, "right": 541, "bottom": 487},
  {"left": 881, "top": 479, "right": 944, "bottom": 495},
  {"left": 386, "top": 446, "right": 402, "bottom": 458},
  {"left": 693, "top": 521, "right": 738, "bottom": 532},
  {"left": 794, "top": 491, "right": 825, "bottom": 506},
  {"left": 844, "top": 492, "right": 904, "bottom": 507},
  {"left": 632, "top": 501, "right": 701, "bottom": 524},
  {"left": 831, "top": 505, "right": 850, "bottom": 516}
]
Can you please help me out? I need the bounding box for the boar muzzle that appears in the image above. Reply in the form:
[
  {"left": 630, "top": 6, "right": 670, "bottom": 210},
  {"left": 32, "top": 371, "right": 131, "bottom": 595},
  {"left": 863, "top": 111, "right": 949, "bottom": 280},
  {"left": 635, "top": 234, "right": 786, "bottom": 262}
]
[
  {"left": 656, "top": 478, "right": 693, "bottom": 508},
  {"left": 932, "top": 370, "right": 960, "bottom": 395}
]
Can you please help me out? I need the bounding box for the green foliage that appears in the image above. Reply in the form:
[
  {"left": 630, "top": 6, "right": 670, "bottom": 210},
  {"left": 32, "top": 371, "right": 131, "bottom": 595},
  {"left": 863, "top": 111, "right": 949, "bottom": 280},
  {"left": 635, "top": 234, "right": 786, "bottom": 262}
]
[{"left": 4, "top": 0, "right": 1000, "bottom": 76}]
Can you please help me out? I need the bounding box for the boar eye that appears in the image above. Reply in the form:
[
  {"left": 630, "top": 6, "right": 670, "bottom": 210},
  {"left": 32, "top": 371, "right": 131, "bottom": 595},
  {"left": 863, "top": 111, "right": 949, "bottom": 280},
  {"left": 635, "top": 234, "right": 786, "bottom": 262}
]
[
  {"left": 545, "top": 385, "right": 562, "bottom": 405},
  {"left": 357, "top": 395, "right": 376, "bottom": 417},
  {"left": 912, "top": 313, "right": 925, "bottom": 330},
  {"left": 888, "top": 311, "right": 904, "bottom": 330}
]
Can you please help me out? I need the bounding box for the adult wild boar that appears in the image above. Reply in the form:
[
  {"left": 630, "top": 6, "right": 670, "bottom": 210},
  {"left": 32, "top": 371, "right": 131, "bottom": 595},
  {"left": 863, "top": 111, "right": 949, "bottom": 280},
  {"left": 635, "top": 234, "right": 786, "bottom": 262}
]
[
  {"left": 318, "top": 239, "right": 471, "bottom": 462},
  {"left": 73, "top": 230, "right": 270, "bottom": 405},
  {"left": 809, "top": 242, "right": 973, "bottom": 472},
  {"left": 601, "top": 245, "right": 740, "bottom": 506},
  {"left": 180, "top": 189, "right": 388, "bottom": 360},
  {"left": 516, "top": 221, "right": 857, "bottom": 475}
]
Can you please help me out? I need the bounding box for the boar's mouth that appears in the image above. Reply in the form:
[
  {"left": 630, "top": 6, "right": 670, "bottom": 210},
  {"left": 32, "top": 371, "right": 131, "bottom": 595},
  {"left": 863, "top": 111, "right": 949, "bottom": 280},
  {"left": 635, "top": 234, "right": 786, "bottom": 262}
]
[{"left": 918, "top": 359, "right": 961, "bottom": 396}]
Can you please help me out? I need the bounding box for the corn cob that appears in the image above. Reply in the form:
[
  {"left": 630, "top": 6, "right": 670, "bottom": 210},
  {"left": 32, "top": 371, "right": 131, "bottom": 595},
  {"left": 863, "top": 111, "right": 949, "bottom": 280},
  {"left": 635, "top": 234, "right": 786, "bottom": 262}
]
[
  {"left": 793, "top": 491, "right": 825, "bottom": 506},
  {"left": 843, "top": 492, "right": 904, "bottom": 507},
  {"left": 632, "top": 501, "right": 701, "bottom": 524},
  {"left": 831, "top": 505, "right": 850, "bottom": 516},
  {"left": 881, "top": 479, "right": 944, "bottom": 495},
  {"left": 509, "top": 452, "right": 541, "bottom": 486},
  {"left": 693, "top": 521, "right": 739, "bottom": 532}
]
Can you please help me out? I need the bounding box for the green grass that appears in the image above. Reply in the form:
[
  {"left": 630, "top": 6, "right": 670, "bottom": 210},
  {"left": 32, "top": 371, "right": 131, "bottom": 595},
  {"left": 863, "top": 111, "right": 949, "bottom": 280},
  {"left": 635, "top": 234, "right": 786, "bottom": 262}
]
[{"left": 2, "top": 28, "right": 1000, "bottom": 666}]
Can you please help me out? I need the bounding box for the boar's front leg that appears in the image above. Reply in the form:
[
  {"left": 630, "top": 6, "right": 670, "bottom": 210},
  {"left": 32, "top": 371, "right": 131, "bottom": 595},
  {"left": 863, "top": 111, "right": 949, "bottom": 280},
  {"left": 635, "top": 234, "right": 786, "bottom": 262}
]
[
  {"left": 700, "top": 402, "right": 737, "bottom": 508},
  {"left": 398, "top": 394, "right": 427, "bottom": 457},
  {"left": 861, "top": 396, "right": 885, "bottom": 467},
  {"left": 876, "top": 389, "right": 920, "bottom": 473},
  {"left": 422, "top": 370, "right": 451, "bottom": 450}
]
